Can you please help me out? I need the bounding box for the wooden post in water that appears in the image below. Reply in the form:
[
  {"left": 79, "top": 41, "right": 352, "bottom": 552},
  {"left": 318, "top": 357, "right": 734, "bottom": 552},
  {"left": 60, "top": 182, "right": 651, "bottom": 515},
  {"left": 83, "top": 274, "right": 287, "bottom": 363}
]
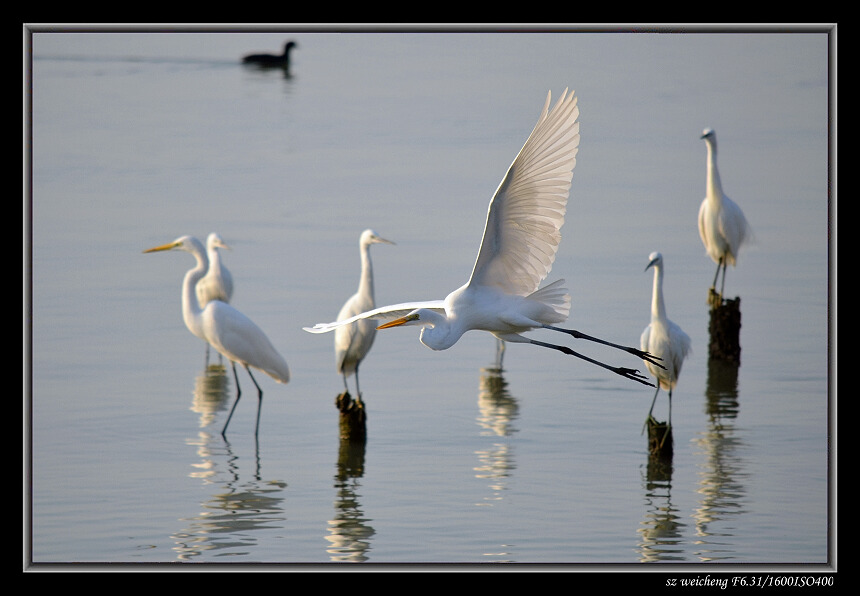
[
  {"left": 646, "top": 415, "right": 673, "bottom": 459},
  {"left": 336, "top": 392, "right": 367, "bottom": 442},
  {"left": 708, "top": 289, "right": 742, "bottom": 364}
]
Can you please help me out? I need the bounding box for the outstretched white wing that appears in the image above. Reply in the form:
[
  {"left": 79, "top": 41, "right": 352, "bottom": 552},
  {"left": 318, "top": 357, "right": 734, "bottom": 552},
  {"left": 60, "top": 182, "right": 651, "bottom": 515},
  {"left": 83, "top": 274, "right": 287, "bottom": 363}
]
[
  {"left": 304, "top": 300, "right": 447, "bottom": 334},
  {"left": 468, "top": 89, "right": 580, "bottom": 296}
]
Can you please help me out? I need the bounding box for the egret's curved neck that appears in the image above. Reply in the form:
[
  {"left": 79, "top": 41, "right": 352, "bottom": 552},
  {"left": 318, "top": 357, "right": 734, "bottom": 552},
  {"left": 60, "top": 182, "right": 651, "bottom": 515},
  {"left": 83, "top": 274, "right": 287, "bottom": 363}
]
[
  {"left": 651, "top": 265, "right": 667, "bottom": 322},
  {"left": 182, "top": 250, "right": 208, "bottom": 338},
  {"left": 417, "top": 310, "right": 459, "bottom": 351},
  {"left": 705, "top": 138, "right": 723, "bottom": 201},
  {"left": 358, "top": 240, "right": 375, "bottom": 301}
]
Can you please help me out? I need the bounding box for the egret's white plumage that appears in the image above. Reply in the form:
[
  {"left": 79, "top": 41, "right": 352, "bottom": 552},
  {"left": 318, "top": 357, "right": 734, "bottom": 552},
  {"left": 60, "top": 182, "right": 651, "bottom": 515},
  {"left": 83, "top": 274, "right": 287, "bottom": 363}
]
[
  {"left": 305, "top": 89, "right": 661, "bottom": 385},
  {"left": 196, "top": 232, "right": 234, "bottom": 365},
  {"left": 334, "top": 229, "right": 395, "bottom": 398},
  {"left": 698, "top": 128, "right": 751, "bottom": 297},
  {"left": 640, "top": 252, "right": 691, "bottom": 433},
  {"left": 145, "top": 235, "right": 290, "bottom": 436}
]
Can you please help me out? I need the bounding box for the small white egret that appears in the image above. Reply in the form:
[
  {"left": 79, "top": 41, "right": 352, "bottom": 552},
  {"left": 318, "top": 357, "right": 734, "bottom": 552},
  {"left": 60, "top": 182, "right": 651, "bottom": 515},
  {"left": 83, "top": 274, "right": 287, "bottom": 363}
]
[
  {"left": 640, "top": 252, "right": 692, "bottom": 441},
  {"left": 196, "top": 232, "right": 234, "bottom": 366},
  {"left": 144, "top": 236, "right": 290, "bottom": 436},
  {"left": 698, "top": 128, "right": 751, "bottom": 298},
  {"left": 334, "top": 229, "right": 395, "bottom": 399},
  {"left": 305, "top": 89, "right": 661, "bottom": 386}
]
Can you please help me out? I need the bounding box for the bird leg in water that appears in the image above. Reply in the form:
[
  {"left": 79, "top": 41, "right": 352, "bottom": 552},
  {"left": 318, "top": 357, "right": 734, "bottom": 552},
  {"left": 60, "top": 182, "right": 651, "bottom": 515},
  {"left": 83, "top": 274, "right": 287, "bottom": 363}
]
[
  {"left": 542, "top": 325, "right": 665, "bottom": 370},
  {"left": 528, "top": 339, "right": 655, "bottom": 386},
  {"left": 641, "top": 385, "right": 661, "bottom": 435},
  {"left": 222, "top": 363, "right": 264, "bottom": 436}
]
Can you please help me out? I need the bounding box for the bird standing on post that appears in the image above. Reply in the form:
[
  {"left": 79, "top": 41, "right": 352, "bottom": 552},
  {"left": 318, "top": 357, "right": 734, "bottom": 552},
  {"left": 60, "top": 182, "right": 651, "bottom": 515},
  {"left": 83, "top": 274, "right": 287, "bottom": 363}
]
[
  {"left": 144, "top": 235, "right": 290, "bottom": 436},
  {"left": 305, "top": 89, "right": 662, "bottom": 386},
  {"left": 334, "top": 229, "right": 395, "bottom": 401},
  {"left": 698, "top": 128, "right": 751, "bottom": 302},
  {"left": 640, "top": 252, "right": 691, "bottom": 445},
  {"left": 196, "top": 232, "right": 234, "bottom": 366}
]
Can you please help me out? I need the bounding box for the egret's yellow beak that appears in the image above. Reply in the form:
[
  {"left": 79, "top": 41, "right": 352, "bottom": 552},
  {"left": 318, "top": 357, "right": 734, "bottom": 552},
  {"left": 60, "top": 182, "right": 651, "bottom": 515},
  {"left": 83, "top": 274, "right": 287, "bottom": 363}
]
[
  {"left": 143, "top": 241, "right": 179, "bottom": 254},
  {"left": 377, "top": 313, "right": 418, "bottom": 330}
]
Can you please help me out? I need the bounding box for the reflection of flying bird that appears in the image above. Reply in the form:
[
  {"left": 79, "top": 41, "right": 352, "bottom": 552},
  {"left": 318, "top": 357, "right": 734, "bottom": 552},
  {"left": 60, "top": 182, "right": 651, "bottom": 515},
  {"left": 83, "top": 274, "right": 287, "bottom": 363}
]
[
  {"left": 640, "top": 252, "right": 691, "bottom": 433},
  {"left": 145, "top": 236, "right": 290, "bottom": 436},
  {"left": 334, "top": 229, "right": 395, "bottom": 399},
  {"left": 196, "top": 233, "right": 234, "bottom": 365},
  {"left": 305, "top": 89, "right": 660, "bottom": 385},
  {"left": 698, "top": 128, "right": 751, "bottom": 297}
]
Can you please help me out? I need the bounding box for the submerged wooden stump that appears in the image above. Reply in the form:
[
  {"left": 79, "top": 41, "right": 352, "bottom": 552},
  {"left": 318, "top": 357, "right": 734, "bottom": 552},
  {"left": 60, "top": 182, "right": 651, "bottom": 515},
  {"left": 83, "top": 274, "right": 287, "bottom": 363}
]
[
  {"left": 646, "top": 415, "right": 673, "bottom": 459},
  {"left": 336, "top": 392, "right": 367, "bottom": 443},
  {"left": 708, "top": 289, "right": 742, "bottom": 364}
]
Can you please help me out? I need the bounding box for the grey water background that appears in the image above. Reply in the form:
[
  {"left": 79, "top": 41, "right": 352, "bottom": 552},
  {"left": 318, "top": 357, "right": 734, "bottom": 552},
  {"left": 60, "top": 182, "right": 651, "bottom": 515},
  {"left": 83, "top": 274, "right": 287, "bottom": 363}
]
[{"left": 28, "top": 29, "right": 832, "bottom": 567}]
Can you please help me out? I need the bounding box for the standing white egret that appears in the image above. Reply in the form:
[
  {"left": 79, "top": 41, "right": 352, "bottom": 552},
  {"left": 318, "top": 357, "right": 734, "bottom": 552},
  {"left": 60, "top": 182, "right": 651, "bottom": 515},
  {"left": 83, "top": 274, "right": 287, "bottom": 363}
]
[
  {"left": 305, "top": 89, "right": 661, "bottom": 386},
  {"left": 334, "top": 229, "right": 395, "bottom": 400},
  {"left": 196, "top": 232, "right": 234, "bottom": 366},
  {"left": 144, "top": 236, "right": 290, "bottom": 436},
  {"left": 698, "top": 128, "right": 751, "bottom": 298},
  {"left": 640, "top": 252, "right": 692, "bottom": 443}
]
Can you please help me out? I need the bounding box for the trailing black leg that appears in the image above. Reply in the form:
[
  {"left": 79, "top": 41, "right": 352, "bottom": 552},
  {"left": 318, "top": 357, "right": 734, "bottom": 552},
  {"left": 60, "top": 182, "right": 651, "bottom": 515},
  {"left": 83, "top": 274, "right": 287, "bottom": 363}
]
[{"left": 529, "top": 339, "right": 654, "bottom": 386}]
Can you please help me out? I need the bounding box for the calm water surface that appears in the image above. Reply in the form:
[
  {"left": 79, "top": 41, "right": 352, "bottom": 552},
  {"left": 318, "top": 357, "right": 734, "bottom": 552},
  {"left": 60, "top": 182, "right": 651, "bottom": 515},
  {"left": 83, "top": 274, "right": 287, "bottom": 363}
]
[{"left": 28, "top": 30, "right": 833, "bottom": 570}]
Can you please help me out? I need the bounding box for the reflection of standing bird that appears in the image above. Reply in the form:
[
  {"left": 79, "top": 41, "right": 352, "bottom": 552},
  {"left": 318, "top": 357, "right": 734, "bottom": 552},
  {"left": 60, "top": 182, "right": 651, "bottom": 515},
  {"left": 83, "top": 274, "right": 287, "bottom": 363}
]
[
  {"left": 242, "top": 41, "right": 298, "bottom": 68},
  {"left": 196, "top": 233, "right": 234, "bottom": 365},
  {"left": 335, "top": 229, "right": 395, "bottom": 399},
  {"left": 698, "top": 128, "right": 751, "bottom": 298},
  {"left": 640, "top": 252, "right": 691, "bottom": 435},
  {"left": 306, "top": 89, "right": 660, "bottom": 386},
  {"left": 144, "top": 235, "right": 290, "bottom": 436}
]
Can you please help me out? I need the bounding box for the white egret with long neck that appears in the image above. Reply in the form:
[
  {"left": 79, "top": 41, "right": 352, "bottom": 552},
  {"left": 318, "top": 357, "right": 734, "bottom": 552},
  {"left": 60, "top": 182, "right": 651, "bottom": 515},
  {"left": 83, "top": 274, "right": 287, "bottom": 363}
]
[
  {"left": 640, "top": 251, "right": 691, "bottom": 438},
  {"left": 196, "top": 232, "right": 234, "bottom": 366},
  {"left": 334, "top": 229, "right": 395, "bottom": 399},
  {"left": 698, "top": 128, "right": 751, "bottom": 297}
]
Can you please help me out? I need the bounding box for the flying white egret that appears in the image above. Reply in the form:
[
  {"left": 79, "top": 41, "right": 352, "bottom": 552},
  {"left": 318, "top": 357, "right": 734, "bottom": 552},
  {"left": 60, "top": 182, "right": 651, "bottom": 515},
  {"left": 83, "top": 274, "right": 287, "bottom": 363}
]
[
  {"left": 334, "top": 229, "right": 395, "bottom": 399},
  {"left": 305, "top": 89, "right": 662, "bottom": 386},
  {"left": 698, "top": 128, "right": 751, "bottom": 298},
  {"left": 640, "top": 252, "right": 692, "bottom": 443},
  {"left": 144, "top": 235, "right": 290, "bottom": 436},
  {"left": 196, "top": 232, "right": 234, "bottom": 366}
]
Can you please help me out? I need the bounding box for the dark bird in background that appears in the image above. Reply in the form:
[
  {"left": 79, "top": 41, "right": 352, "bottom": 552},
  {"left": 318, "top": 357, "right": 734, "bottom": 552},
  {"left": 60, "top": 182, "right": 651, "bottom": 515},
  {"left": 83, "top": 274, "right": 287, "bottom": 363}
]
[{"left": 242, "top": 41, "right": 298, "bottom": 69}]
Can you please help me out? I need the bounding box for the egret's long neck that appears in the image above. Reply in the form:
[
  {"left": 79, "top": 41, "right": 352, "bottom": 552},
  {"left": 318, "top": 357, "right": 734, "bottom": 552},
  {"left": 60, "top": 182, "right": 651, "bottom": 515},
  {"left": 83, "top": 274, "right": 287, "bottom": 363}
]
[
  {"left": 418, "top": 309, "right": 459, "bottom": 351},
  {"left": 705, "top": 138, "right": 723, "bottom": 202},
  {"left": 182, "top": 251, "right": 208, "bottom": 339},
  {"left": 651, "top": 265, "right": 667, "bottom": 322},
  {"left": 208, "top": 246, "right": 221, "bottom": 274},
  {"left": 358, "top": 240, "right": 375, "bottom": 303}
]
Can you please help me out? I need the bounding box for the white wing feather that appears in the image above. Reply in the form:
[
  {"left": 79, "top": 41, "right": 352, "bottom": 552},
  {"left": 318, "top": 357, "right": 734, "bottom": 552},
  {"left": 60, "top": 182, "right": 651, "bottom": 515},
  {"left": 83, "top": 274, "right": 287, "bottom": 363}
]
[
  {"left": 304, "top": 300, "right": 447, "bottom": 334},
  {"left": 468, "top": 89, "right": 580, "bottom": 295}
]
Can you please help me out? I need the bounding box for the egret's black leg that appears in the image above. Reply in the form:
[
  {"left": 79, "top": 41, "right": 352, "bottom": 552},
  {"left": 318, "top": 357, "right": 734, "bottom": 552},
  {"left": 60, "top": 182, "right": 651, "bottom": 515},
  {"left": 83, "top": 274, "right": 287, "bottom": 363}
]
[
  {"left": 657, "top": 389, "right": 674, "bottom": 449},
  {"left": 641, "top": 385, "right": 661, "bottom": 435},
  {"left": 222, "top": 362, "right": 243, "bottom": 436},
  {"left": 244, "top": 364, "right": 264, "bottom": 436},
  {"left": 529, "top": 339, "right": 655, "bottom": 387},
  {"left": 354, "top": 363, "right": 366, "bottom": 406},
  {"left": 711, "top": 257, "right": 722, "bottom": 289},
  {"left": 542, "top": 325, "right": 665, "bottom": 370}
]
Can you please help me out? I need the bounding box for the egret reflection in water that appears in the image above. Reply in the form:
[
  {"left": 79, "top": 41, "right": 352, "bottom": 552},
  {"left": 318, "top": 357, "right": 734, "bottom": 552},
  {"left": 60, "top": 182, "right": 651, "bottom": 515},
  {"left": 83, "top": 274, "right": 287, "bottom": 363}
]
[
  {"left": 474, "top": 363, "right": 519, "bottom": 513},
  {"left": 191, "top": 365, "right": 231, "bottom": 429},
  {"left": 326, "top": 439, "right": 375, "bottom": 562}
]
